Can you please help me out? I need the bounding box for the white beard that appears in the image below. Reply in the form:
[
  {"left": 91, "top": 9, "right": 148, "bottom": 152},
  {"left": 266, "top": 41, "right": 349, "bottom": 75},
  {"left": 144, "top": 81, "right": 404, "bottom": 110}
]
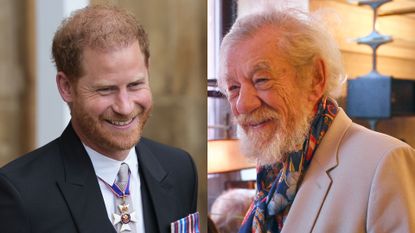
[{"left": 237, "top": 107, "right": 313, "bottom": 166}]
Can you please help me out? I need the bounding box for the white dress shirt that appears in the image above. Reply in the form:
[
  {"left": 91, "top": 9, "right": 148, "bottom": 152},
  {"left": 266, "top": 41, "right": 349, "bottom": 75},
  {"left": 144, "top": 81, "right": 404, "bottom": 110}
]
[{"left": 84, "top": 145, "right": 145, "bottom": 232}]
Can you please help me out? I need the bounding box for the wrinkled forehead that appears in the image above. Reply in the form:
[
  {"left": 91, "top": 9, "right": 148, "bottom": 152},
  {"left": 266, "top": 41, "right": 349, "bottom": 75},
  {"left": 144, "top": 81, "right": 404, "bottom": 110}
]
[
  {"left": 218, "top": 29, "right": 284, "bottom": 81},
  {"left": 220, "top": 26, "right": 282, "bottom": 64}
]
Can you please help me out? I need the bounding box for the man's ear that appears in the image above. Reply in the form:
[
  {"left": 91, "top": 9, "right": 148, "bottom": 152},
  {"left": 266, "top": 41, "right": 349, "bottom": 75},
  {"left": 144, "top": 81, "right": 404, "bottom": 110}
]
[
  {"left": 56, "top": 72, "right": 74, "bottom": 103},
  {"left": 308, "top": 58, "right": 327, "bottom": 102}
]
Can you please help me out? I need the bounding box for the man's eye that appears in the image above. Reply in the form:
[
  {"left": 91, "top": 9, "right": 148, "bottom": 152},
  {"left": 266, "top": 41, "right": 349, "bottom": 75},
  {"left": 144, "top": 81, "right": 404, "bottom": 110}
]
[
  {"left": 227, "top": 85, "right": 239, "bottom": 92},
  {"left": 226, "top": 85, "right": 240, "bottom": 99},
  {"left": 254, "top": 77, "right": 272, "bottom": 89},
  {"left": 97, "top": 87, "right": 114, "bottom": 95},
  {"left": 254, "top": 78, "right": 269, "bottom": 84},
  {"left": 128, "top": 82, "right": 143, "bottom": 89}
]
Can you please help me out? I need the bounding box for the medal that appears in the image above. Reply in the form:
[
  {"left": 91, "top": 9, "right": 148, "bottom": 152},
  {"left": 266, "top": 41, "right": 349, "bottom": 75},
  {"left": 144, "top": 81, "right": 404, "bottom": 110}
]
[
  {"left": 113, "top": 204, "right": 137, "bottom": 232},
  {"left": 99, "top": 171, "right": 136, "bottom": 232}
]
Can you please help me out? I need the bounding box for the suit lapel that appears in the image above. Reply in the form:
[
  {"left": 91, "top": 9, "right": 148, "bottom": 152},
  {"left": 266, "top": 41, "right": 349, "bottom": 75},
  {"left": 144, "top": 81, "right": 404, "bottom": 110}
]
[
  {"left": 140, "top": 170, "right": 159, "bottom": 233},
  {"left": 57, "top": 124, "right": 115, "bottom": 233},
  {"left": 282, "top": 109, "right": 352, "bottom": 233},
  {"left": 136, "top": 141, "right": 178, "bottom": 233}
]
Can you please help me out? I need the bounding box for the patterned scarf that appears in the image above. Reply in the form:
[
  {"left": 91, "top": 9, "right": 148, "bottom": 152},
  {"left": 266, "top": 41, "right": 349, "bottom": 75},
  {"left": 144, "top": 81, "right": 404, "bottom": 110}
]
[{"left": 238, "top": 96, "right": 338, "bottom": 233}]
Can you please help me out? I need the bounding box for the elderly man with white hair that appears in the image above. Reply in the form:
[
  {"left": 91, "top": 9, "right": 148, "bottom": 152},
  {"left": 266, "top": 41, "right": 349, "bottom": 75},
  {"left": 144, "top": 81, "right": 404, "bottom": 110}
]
[{"left": 218, "top": 8, "right": 415, "bottom": 233}]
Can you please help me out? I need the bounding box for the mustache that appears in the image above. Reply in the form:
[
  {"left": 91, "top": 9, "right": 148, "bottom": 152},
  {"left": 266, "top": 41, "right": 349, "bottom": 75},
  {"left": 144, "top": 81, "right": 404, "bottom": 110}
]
[
  {"left": 236, "top": 106, "right": 280, "bottom": 125},
  {"left": 101, "top": 105, "right": 144, "bottom": 121}
]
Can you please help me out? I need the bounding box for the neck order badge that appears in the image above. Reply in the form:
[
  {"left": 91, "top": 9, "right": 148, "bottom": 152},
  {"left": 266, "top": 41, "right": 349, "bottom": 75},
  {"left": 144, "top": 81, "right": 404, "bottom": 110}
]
[{"left": 100, "top": 163, "right": 137, "bottom": 232}]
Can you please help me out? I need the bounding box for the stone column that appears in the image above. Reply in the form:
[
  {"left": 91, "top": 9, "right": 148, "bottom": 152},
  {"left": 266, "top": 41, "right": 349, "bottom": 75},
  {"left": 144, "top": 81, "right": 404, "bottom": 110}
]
[{"left": 0, "top": 0, "right": 26, "bottom": 166}]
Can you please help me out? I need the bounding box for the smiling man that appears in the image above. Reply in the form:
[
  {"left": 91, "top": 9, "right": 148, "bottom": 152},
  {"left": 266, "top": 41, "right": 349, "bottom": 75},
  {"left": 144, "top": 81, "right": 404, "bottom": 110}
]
[
  {"left": 219, "top": 8, "right": 415, "bottom": 233},
  {"left": 0, "top": 5, "right": 198, "bottom": 233}
]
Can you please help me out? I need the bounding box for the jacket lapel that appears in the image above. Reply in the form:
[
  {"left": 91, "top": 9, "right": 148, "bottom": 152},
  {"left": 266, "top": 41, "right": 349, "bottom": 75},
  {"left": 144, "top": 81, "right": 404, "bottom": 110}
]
[
  {"left": 136, "top": 141, "right": 178, "bottom": 233},
  {"left": 56, "top": 124, "right": 115, "bottom": 233},
  {"left": 282, "top": 109, "right": 352, "bottom": 233}
]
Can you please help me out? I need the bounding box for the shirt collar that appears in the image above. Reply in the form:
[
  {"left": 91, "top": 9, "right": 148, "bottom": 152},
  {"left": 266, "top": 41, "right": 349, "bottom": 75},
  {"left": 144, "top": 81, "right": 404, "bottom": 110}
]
[{"left": 83, "top": 144, "right": 138, "bottom": 185}]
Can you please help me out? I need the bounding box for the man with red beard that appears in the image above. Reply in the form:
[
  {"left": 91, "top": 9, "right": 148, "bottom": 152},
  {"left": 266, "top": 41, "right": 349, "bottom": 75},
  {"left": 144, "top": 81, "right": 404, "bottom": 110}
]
[
  {"left": 0, "top": 5, "right": 198, "bottom": 233},
  {"left": 219, "top": 8, "right": 415, "bottom": 233}
]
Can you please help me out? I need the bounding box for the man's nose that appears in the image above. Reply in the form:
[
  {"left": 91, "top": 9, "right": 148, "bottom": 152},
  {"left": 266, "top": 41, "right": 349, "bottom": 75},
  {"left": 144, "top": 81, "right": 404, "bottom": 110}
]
[
  {"left": 235, "top": 85, "right": 261, "bottom": 114},
  {"left": 113, "top": 90, "right": 134, "bottom": 115}
]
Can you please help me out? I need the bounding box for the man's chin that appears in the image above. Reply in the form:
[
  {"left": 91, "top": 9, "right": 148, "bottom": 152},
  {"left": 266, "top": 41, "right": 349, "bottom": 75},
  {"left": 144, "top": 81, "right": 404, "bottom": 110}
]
[
  {"left": 97, "top": 128, "right": 142, "bottom": 150},
  {"left": 238, "top": 129, "right": 308, "bottom": 166},
  {"left": 101, "top": 138, "right": 140, "bottom": 153},
  {"left": 238, "top": 132, "right": 285, "bottom": 166}
]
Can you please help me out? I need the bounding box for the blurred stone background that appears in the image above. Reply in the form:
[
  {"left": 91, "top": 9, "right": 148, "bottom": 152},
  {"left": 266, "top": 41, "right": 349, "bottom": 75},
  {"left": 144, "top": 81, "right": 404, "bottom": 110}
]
[{"left": 0, "top": 0, "right": 29, "bottom": 166}]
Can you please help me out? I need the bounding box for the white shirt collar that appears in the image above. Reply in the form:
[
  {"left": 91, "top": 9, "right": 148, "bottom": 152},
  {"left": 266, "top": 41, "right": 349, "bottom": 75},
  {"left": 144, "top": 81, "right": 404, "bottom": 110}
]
[{"left": 83, "top": 144, "right": 138, "bottom": 185}]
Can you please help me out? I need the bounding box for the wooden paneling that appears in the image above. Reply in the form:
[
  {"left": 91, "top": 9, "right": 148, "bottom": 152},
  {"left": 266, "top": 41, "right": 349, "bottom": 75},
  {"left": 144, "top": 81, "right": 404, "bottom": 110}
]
[
  {"left": 310, "top": 0, "right": 415, "bottom": 80},
  {"left": 342, "top": 51, "right": 415, "bottom": 80}
]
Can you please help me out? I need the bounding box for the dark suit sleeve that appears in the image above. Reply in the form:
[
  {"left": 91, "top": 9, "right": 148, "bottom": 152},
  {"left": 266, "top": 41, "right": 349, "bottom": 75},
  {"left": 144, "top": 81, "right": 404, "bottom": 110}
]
[{"left": 0, "top": 173, "right": 30, "bottom": 233}]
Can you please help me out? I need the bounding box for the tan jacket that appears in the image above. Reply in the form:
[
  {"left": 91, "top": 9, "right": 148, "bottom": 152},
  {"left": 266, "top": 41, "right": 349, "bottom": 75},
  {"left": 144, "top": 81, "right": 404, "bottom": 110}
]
[{"left": 282, "top": 109, "right": 415, "bottom": 233}]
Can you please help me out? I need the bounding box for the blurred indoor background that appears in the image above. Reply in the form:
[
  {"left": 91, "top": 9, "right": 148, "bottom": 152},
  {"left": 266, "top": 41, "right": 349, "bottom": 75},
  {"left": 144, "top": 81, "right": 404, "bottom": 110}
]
[{"left": 208, "top": 1, "right": 415, "bottom": 232}]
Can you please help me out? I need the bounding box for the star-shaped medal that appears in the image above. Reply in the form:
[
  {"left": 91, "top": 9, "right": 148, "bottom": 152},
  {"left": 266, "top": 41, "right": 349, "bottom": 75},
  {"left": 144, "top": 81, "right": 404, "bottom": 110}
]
[{"left": 113, "top": 204, "right": 137, "bottom": 232}]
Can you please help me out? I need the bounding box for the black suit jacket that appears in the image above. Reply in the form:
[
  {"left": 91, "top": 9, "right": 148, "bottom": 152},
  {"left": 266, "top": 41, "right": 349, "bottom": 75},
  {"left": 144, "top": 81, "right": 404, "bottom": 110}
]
[{"left": 0, "top": 124, "right": 198, "bottom": 233}]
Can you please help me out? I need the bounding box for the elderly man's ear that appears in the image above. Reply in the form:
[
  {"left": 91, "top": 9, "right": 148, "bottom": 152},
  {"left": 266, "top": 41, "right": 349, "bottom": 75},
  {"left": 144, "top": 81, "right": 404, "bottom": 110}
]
[{"left": 308, "top": 58, "right": 327, "bottom": 103}]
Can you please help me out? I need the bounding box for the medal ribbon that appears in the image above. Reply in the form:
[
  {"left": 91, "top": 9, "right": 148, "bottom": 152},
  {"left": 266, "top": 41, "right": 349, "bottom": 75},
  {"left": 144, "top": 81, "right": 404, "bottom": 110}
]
[{"left": 99, "top": 171, "right": 131, "bottom": 198}]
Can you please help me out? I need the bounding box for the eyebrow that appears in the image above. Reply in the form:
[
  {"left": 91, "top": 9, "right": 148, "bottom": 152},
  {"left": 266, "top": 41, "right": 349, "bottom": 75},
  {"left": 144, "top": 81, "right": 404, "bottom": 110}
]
[
  {"left": 247, "top": 62, "right": 272, "bottom": 78},
  {"left": 131, "top": 75, "right": 147, "bottom": 82},
  {"left": 91, "top": 75, "right": 147, "bottom": 88},
  {"left": 222, "top": 61, "right": 273, "bottom": 84}
]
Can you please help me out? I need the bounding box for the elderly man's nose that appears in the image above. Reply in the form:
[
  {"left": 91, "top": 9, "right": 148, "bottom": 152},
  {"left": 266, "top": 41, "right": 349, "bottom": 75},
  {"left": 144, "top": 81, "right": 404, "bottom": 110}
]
[{"left": 235, "top": 86, "right": 261, "bottom": 114}]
